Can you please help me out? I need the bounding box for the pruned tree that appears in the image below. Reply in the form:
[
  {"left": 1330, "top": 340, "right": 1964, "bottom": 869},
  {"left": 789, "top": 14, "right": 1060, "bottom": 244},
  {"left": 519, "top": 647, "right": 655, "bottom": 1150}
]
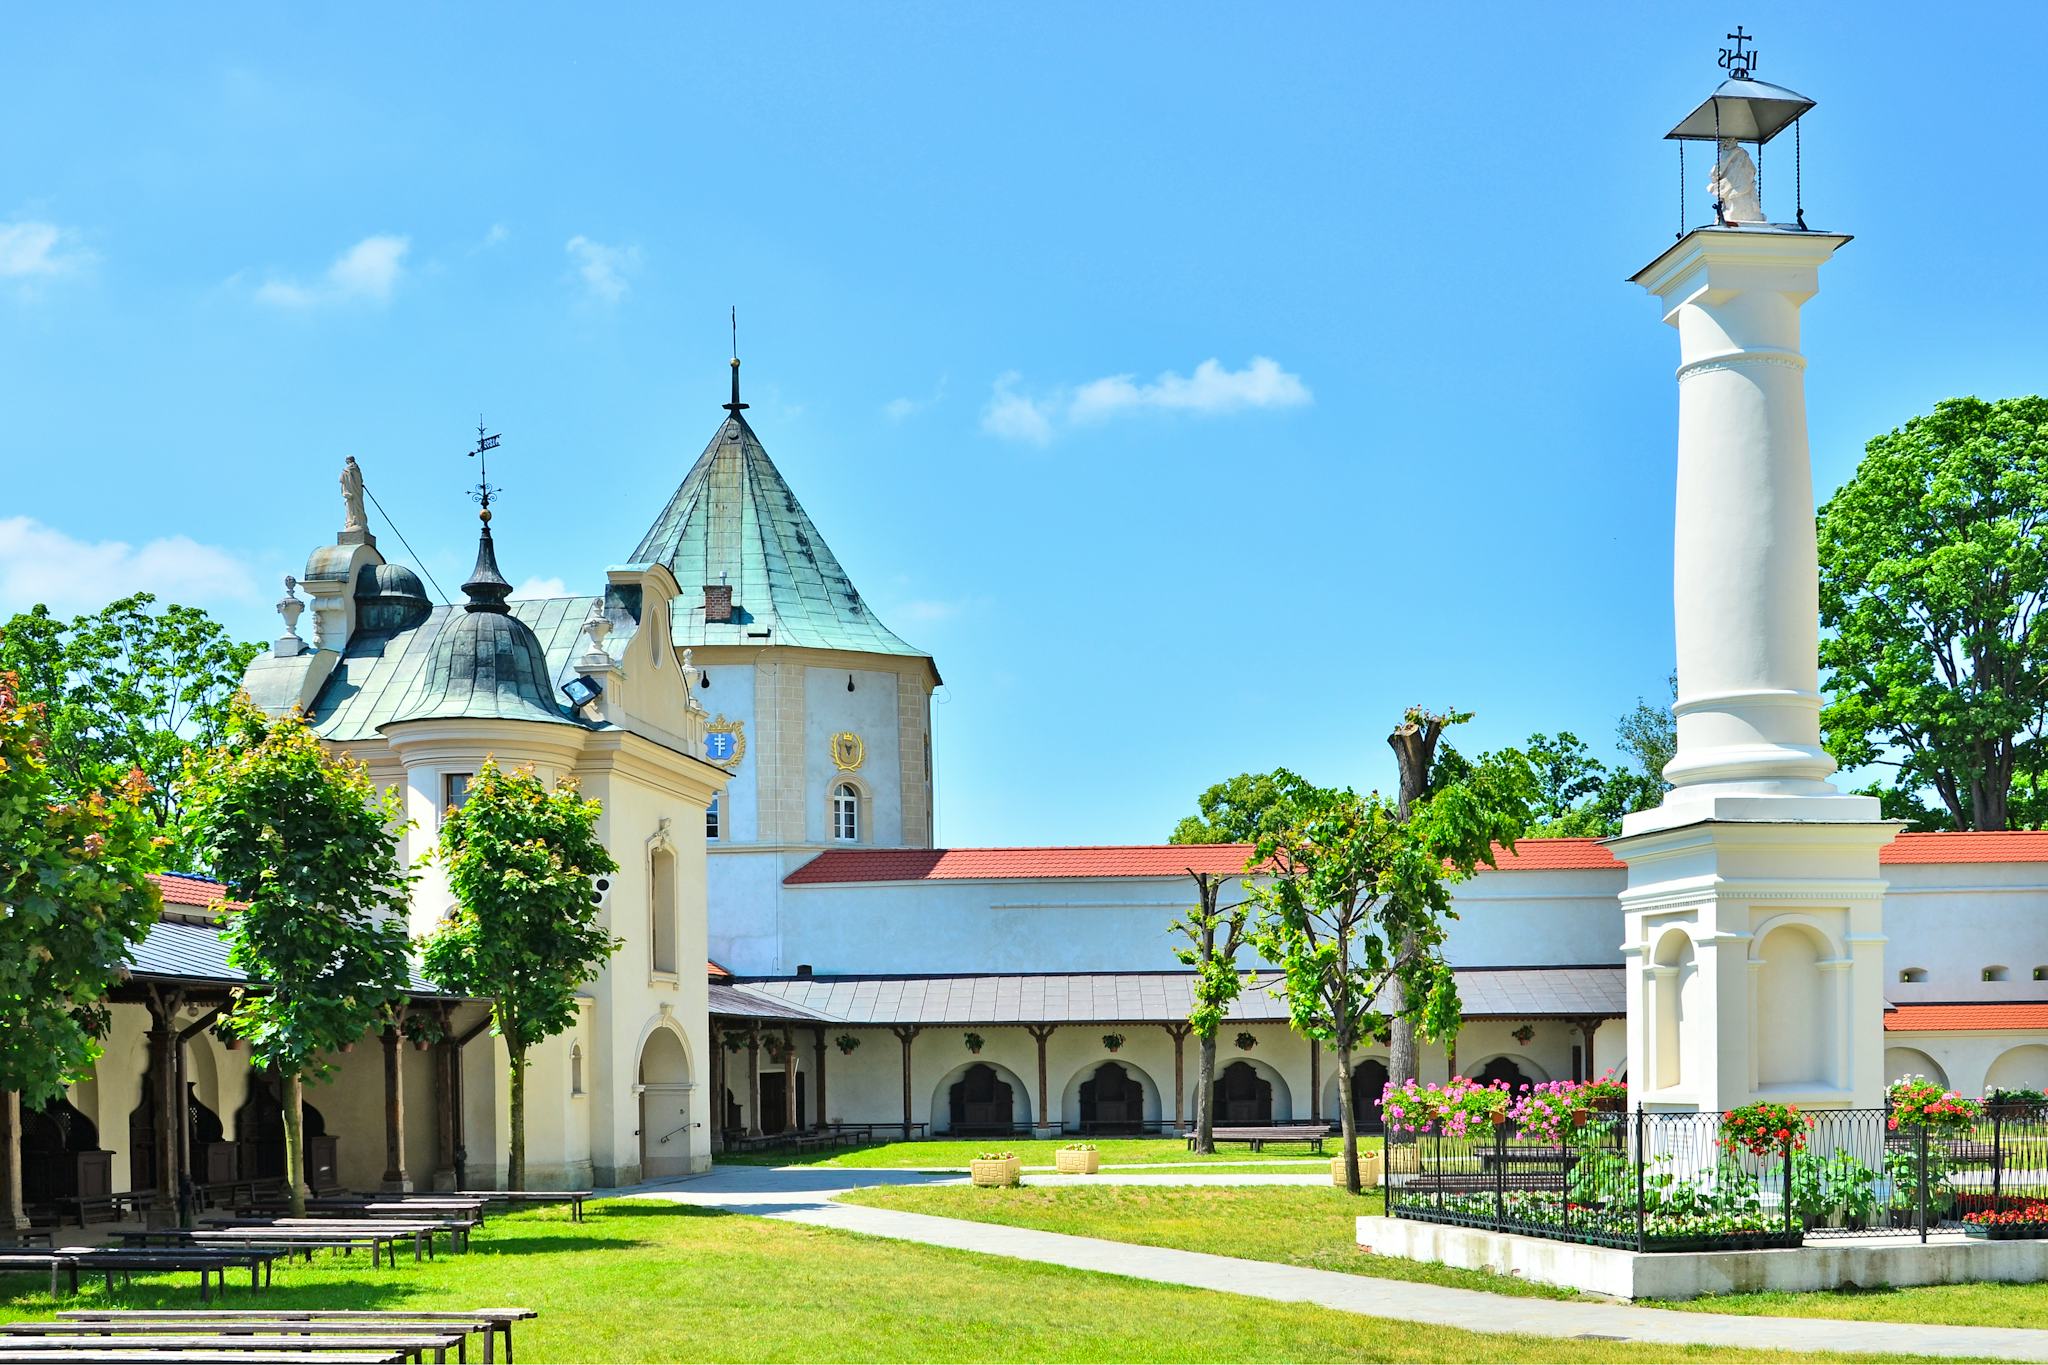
[
  {"left": 0, "top": 595, "right": 259, "bottom": 869},
  {"left": 0, "top": 662, "right": 163, "bottom": 1227},
  {"left": 1818, "top": 396, "right": 2048, "bottom": 830},
  {"left": 421, "top": 759, "right": 621, "bottom": 1190},
  {"left": 1169, "top": 867, "right": 1252, "bottom": 1155},
  {"left": 180, "top": 699, "right": 414, "bottom": 1214}
]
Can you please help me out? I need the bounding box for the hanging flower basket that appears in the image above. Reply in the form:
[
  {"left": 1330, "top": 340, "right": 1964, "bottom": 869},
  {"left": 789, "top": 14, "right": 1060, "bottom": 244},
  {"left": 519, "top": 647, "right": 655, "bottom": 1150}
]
[
  {"left": 1101, "top": 1033, "right": 1125, "bottom": 1053},
  {"left": 834, "top": 1033, "right": 862, "bottom": 1055},
  {"left": 1056, "top": 1143, "right": 1099, "bottom": 1175},
  {"left": 970, "top": 1152, "right": 1022, "bottom": 1187},
  {"left": 1511, "top": 1024, "right": 1535, "bottom": 1046},
  {"left": 963, "top": 1032, "right": 986, "bottom": 1054},
  {"left": 1234, "top": 1032, "right": 1258, "bottom": 1052}
]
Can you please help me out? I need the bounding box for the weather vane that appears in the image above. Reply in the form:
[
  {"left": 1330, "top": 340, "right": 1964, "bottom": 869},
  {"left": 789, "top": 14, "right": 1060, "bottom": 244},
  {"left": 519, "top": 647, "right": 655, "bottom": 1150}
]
[
  {"left": 1718, "top": 26, "right": 1757, "bottom": 80},
  {"left": 467, "top": 417, "right": 503, "bottom": 520}
]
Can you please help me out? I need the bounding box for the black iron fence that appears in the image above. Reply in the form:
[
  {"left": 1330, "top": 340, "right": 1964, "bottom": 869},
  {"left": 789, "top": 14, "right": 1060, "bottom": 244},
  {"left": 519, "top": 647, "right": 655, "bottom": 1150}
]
[{"left": 1385, "top": 1103, "right": 2048, "bottom": 1252}]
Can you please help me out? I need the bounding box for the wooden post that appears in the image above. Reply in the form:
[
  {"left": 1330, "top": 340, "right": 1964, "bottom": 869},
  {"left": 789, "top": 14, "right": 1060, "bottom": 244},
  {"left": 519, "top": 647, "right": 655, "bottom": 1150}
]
[
  {"left": 1026, "top": 1025, "right": 1056, "bottom": 1134},
  {"left": 1163, "top": 1023, "right": 1190, "bottom": 1130},
  {"left": 890, "top": 1026, "right": 920, "bottom": 1138},
  {"left": 781, "top": 1026, "right": 799, "bottom": 1134},
  {"left": 380, "top": 1026, "right": 410, "bottom": 1191},
  {"left": 433, "top": 1036, "right": 457, "bottom": 1188},
  {"left": 708, "top": 1024, "right": 725, "bottom": 1154},
  {"left": 746, "top": 1024, "right": 762, "bottom": 1137},
  {"left": 813, "top": 1027, "right": 829, "bottom": 1131},
  {"left": 1310, "top": 1039, "right": 1322, "bottom": 1122},
  {"left": 144, "top": 990, "right": 182, "bottom": 1227},
  {"left": 0, "top": 1092, "right": 25, "bottom": 1233},
  {"left": 172, "top": 1007, "right": 221, "bottom": 1223}
]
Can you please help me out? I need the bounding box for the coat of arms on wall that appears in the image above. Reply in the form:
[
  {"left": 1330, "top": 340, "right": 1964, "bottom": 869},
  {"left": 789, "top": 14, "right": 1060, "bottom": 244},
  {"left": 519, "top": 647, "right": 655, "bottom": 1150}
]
[
  {"left": 830, "top": 731, "right": 865, "bottom": 772},
  {"left": 704, "top": 716, "right": 746, "bottom": 770}
]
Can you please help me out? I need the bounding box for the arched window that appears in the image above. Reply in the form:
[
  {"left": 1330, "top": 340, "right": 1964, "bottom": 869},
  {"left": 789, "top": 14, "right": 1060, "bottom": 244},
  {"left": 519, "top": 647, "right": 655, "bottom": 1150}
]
[
  {"left": 1985, "top": 965, "right": 2011, "bottom": 983},
  {"left": 650, "top": 845, "right": 678, "bottom": 975},
  {"left": 570, "top": 1045, "right": 585, "bottom": 1096},
  {"left": 832, "top": 782, "right": 860, "bottom": 843},
  {"left": 706, "top": 797, "right": 720, "bottom": 841},
  {"left": 1899, "top": 967, "right": 1929, "bottom": 984}
]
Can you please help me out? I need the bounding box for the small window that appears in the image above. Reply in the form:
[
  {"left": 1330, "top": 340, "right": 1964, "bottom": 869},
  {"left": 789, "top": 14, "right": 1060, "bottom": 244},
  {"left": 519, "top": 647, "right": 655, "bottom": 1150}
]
[
  {"left": 570, "top": 1045, "right": 584, "bottom": 1096},
  {"left": 443, "top": 773, "right": 472, "bottom": 818},
  {"left": 650, "top": 847, "right": 678, "bottom": 975},
  {"left": 706, "top": 796, "right": 721, "bottom": 841},
  {"left": 2035, "top": 967, "right": 2048, "bottom": 982},
  {"left": 832, "top": 782, "right": 860, "bottom": 843},
  {"left": 1985, "top": 966, "right": 2011, "bottom": 982},
  {"left": 1899, "top": 968, "right": 1929, "bottom": 984}
]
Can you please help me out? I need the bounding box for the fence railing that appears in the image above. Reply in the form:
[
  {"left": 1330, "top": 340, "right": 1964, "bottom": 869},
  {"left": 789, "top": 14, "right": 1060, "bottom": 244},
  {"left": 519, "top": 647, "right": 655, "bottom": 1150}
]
[{"left": 1384, "top": 1103, "right": 2048, "bottom": 1252}]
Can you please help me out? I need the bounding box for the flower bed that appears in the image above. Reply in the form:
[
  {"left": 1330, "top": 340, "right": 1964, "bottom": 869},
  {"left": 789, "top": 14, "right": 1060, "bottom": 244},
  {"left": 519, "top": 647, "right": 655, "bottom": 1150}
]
[
  {"left": 1401, "top": 1190, "right": 1799, "bottom": 1253},
  {"left": 1961, "top": 1199, "right": 2048, "bottom": 1238}
]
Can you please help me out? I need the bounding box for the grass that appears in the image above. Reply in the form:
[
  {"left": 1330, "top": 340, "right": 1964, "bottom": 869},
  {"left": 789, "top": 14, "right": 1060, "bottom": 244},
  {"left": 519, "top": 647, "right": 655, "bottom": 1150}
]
[
  {"left": 1650, "top": 1280, "right": 2048, "bottom": 1330},
  {"left": 717, "top": 1136, "right": 1365, "bottom": 1168},
  {"left": 0, "top": 1200, "right": 1923, "bottom": 1362},
  {"left": 838, "top": 1182, "right": 1589, "bottom": 1300}
]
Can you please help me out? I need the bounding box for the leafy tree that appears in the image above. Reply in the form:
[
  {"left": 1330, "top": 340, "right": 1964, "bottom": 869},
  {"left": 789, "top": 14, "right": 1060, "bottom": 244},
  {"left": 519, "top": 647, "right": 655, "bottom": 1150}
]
[
  {"left": 1521, "top": 732, "right": 1613, "bottom": 836},
  {"left": 1615, "top": 674, "right": 1676, "bottom": 795},
  {"left": 1818, "top": 396, "right": 2048, "bottom": 829},
  {"left": 180, "top": 699, "right": 414, "bottom": 1214},
  {"left": 1168, "top": 867, "right": 1252, "bottom": 1156},
  {"left": 421, "top": 760, "right": 621, "bottom": 1190},
  {"left": 0, "top": 661, "right": 163, "bottom": 1226},
  {"left": 0, "top": 595, "right": 259, "bottom": 869},
  {"left": 1168, "top": 770, "right": 1292, "bottom": 845}
]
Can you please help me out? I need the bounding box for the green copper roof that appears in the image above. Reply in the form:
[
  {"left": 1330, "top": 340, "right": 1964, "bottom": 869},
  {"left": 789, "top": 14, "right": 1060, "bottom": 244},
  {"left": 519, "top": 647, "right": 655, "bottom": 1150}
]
[{"left": 629, "top": 412, "right": 931, "bottom": 662}]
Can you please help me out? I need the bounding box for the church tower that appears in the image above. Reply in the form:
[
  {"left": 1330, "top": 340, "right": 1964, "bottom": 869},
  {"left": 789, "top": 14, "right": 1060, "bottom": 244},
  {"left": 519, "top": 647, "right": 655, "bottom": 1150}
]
[{"left": 628, "top": 355, "right": 940, "bottom": 969}]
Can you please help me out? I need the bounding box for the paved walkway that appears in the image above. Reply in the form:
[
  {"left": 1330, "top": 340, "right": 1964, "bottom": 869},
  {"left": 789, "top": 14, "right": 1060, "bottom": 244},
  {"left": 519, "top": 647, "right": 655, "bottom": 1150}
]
[{"left": 625, "top": 1166, "right": 2048, "bottom": 1361}]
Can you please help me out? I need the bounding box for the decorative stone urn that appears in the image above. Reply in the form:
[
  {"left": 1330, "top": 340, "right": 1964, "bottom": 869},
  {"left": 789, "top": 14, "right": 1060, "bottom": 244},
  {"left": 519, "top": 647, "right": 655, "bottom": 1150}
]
[
  {"left": 1055, "top": 1146, "right": 1100, "bottom": 1175},
  {"left": 969, "top": 1154, "right": 1022, "bottom": 1187}
]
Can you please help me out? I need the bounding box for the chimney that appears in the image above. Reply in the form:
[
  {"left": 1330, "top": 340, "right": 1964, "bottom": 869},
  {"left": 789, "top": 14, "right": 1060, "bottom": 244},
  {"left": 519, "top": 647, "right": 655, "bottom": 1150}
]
[
  {"left": 796, "top": 963, "right": 813, "bottom": 977},
  {"left": 703, "top": 583, "right": 734, "bottom": 623}
]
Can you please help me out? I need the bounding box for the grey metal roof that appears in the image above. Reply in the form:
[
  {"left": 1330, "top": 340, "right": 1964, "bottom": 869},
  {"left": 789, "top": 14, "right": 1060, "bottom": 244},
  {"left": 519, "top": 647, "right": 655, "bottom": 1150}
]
[
  {"left": 127, "top": 918, "right": 451, "bottom": 997},
  {"left": 725, "top": 966, "right": 1623, "bottom": 1026},
  {"left": 709, "top": 982, "right": 838, "bottom": 1023}
]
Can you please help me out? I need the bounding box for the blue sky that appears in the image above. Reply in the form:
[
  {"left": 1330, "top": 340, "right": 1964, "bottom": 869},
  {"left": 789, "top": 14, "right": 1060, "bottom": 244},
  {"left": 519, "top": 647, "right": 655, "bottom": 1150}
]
[{"left": 4, "top": 5, "right": 2045, "bottom": 845}]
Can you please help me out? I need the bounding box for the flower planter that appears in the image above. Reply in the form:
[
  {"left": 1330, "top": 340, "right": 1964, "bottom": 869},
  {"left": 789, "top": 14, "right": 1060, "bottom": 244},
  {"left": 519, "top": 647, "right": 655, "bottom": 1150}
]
[
  {"left": 1965, "top": 1223, "right": 2048, "bottom": 1240},
  {"left": 970, "top": 1155, "right": 1022, "bottom": 1187},
  {"left": 1055, "top": 1148, "right": 1100, "bottom": 1175},
  {"left": 1331, "top": 1149, "right": 1384, "bottom": 1188}
]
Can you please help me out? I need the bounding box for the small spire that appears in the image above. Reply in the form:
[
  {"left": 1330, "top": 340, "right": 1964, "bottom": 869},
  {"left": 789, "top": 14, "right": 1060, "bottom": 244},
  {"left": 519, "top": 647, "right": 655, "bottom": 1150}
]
[
  {"left": 724, "top": 305, "right": 748, "bottom": 414},
  {"left": 461, "top": 523, "right": 513, "bottom": 615}
]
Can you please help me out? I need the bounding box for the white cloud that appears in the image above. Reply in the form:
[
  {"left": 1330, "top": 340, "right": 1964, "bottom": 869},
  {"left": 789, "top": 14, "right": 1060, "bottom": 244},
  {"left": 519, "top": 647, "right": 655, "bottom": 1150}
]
[
  {"left": 255, "top": 234, "right": 409, "bottom": 308},
  {"left": 482, "top": 223, "right": 510, "bottom": 248},
  {"left": 982, "top": 356, "right": 1312, "bottom": 444},
  {"left": 884, "top": 377, "right": 948, "bottom": 421},
  {"left": 980, "top": 372, "right": 1055, "bottom": 446},
  {"left": 564, "top": 235, "right": 639, "bottom": 303},
  {"left": 0, "top": 516, "right": 257, "bottom": 617},
  {"left": 0, "top": 221, "right": 94, "bottom": 279},
  {"left": 511, "top": 575, "right": 570, "bottom": 599}
]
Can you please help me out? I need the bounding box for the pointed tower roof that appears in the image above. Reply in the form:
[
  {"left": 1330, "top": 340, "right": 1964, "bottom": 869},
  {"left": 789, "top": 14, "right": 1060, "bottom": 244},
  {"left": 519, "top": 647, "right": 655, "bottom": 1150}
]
[{"left": 628, "top": 370, "right": 936, "bottom": 676}]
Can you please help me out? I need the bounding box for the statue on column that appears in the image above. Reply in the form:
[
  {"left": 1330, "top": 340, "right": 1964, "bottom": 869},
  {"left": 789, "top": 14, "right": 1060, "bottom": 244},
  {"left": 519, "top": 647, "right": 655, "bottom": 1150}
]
[
  {"left": 340, "top": 456, "right": 368, "bottom": 534},
  {"left": 1709, "top": 139, "right": 1764, "bottom": 224}
]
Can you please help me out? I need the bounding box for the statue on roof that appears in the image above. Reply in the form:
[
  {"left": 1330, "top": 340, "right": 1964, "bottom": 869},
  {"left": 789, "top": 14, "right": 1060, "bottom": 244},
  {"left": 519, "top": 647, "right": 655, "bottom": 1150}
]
[
  {"left": 340, "top": 456, "right": 368, "bottom": 533},
  {"left": 1710, "top": 139, "right": 1764, "bottom": 224}
]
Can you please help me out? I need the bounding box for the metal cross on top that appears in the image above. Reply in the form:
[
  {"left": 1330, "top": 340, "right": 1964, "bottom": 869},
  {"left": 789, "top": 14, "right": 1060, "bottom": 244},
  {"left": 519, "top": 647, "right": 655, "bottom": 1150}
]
[
  {"left": 467, "top": 417, "right": 503, "bottom": 518},
  {"left": 1718, "top": 26, "right": 1757, "bottom": 80}
]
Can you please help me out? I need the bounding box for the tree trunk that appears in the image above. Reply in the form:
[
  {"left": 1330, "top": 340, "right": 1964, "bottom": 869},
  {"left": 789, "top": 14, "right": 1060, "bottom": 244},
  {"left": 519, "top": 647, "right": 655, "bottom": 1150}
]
[
  {"left": 1193, "top": 1033, "right": 1218, "bottom": 1154},
  {"left": 281, "top": 1070, "right": 307, "bottom": 1217},
  {"left": 1335, "top": 1037, "right": 1360, "bottom": 1195},
  {"left": 1388, "top": 714, "right": 1443, "bottom": 1086},
  {"left": 508, "top": 1043, "right": 526, "bottom": 1192},
  {"left": 0, "top": 1092, "right": 25, "bottom": 1233}
]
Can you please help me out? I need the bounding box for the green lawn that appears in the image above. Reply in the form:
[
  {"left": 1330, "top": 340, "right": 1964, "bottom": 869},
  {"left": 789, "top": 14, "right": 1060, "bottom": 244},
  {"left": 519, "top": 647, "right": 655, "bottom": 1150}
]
[
  {"left": 718, "top": 1136, "right": 1366, "bottom": 1168},
  {"left": 1651, "top": 1280, "right": 2048, "bottom": 1330},
  {"left": 837, "top": 1182, "right": 1586, "bottom": 1300},
  {"left": 0, "top": 1200, "right": 1919, "bottom": 1362}
]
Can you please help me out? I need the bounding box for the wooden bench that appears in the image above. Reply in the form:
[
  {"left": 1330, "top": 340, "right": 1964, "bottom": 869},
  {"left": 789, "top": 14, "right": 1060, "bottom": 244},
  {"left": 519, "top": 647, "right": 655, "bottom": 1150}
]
[
  {"left": 1190, "top": 1125, "right": 1331, "bottom": 1153},
  {"left": 469, "top": 1192, "right": 591, "bottom": 1223},
  {"left": 0, "top": 1325, "right": 457, "bottom": 1363},
  {"left": 0, "top": 1350, "right": 404, "bottom": 1364},
  {"left": 142, "top": 1225, "right": 419, "bottom": 1269},
  {"left": 54, "top": 1248, "right": 278, "bottom": 1302},
  {"left": 61, "top": 1311, "right": 538, "bottom": 1364}
]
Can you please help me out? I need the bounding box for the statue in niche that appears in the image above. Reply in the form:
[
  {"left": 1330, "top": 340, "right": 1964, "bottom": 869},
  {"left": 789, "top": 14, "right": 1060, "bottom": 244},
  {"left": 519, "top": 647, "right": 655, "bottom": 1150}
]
[
  {"left": 1709, "top": 138, "right": 1764, "bottom": 224},
  {"left": 339, "top": 456, "right": 368, "bottom": 532}
]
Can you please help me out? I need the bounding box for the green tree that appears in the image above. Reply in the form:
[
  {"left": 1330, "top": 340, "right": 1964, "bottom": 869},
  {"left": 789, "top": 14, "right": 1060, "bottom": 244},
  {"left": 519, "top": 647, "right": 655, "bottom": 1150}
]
[
  {"left": 1615, "top": 674, "right": 1676, "bottom": 799},
  {"left": 0, "top": 662, "right": 164, "bottom": 1225},
  {"left": 1168, "top": 867, "right": 1252, "bottom": 1155},
  {"left": 1818, "top": 396, "right": 2048, "bottom": 829},
  {"left": 0, "top": 595, "right": 260, "bottom": 869},
  {"left": 1521, "top": 732, "right": 1614, "bottom": 836},
  {"left": 1168, "top": 770, "right": 1293, "bottom": 845},
  {"left": 421, "top": 759, "right": 621, "bottom": 1190},
  {"left": 180, "top": 699, "right": 414, "bottom": 1214}
]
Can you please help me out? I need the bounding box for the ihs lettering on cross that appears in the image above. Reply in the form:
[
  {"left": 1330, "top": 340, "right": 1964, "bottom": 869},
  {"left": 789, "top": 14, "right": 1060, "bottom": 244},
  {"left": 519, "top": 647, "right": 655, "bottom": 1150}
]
[{"left": 1718, "top": 26, "right": 1757, "bottom": 80}]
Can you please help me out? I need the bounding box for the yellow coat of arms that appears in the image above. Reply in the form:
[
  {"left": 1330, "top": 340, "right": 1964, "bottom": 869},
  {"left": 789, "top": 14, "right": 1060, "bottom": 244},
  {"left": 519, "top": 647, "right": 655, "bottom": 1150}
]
[
  {"left": 831, "top": 731, "right": 865, "bottom": 772},
  {"left": 703, "top": 715, "right": 746, "bottom": 770}
]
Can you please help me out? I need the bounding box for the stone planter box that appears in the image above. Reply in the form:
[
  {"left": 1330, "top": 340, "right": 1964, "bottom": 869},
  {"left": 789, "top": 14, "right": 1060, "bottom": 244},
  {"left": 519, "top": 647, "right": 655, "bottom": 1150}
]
[
  {"left": 1331, "top": 1149, "right": 1384, "bottom": 1188},
  {"left": 970, "top": 1155, "right": 1022, "bottom": 1187},
  {"left": 1055, "top": 1147, "right": 1100, "bottom": 1175}
]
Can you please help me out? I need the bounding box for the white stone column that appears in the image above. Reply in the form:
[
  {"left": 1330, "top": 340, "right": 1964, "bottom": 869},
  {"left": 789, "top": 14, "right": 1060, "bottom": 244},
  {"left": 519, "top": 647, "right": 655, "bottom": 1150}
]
[{"left": 1615, "top": 226, "right": 1898, "bottom": 1112}]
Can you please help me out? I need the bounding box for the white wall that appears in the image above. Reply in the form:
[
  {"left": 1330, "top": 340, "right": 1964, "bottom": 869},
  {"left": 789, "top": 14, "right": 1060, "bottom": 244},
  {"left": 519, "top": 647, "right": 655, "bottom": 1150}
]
[
  {"left": 803, "top": 666, "right": 903, "bottom": 846},
  {"left": 1881, "top": 864, "right": 2048, "bottom": 1001}
]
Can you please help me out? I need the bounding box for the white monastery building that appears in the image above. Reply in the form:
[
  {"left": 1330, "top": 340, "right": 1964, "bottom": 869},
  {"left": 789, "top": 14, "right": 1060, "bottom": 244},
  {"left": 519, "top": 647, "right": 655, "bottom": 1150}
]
[{"left": 21, "top": 333, "right": 2048, "bottom": 1212}]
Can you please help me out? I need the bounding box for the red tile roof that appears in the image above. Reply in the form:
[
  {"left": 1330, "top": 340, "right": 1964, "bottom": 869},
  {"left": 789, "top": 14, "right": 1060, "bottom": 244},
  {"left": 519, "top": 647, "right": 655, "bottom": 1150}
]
[
  {"left": 707, "top": 960, "right": 733, "bottom": 982},
  {"left": 149, "top": 872, "right": 239, "bottom": 910},
  {"left": 1886, "top": 1003, "right": 2048, "bottom": 1032},
  {"left": 1879, "top": 831, "right": 2048, "bottom": 864}
]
